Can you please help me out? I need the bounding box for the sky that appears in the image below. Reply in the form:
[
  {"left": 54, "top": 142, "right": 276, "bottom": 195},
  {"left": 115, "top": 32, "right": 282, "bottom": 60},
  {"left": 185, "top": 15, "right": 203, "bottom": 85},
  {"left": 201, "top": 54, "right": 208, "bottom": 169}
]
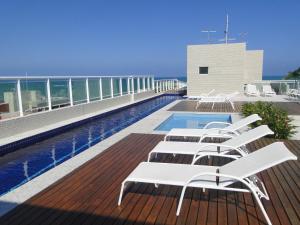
[{"left": 0, "top": 0, "right": 299, "bottom": 77}]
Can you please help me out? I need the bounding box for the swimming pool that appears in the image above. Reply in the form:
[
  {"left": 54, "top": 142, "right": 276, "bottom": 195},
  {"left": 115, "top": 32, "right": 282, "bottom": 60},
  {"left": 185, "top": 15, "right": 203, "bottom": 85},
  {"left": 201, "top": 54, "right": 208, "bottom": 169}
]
[
  {"left": 0, "top": 94, "right": 180, "bottom": 196},
  {"left": 155, "top": 113, "right": 232, "bottom": 131}
]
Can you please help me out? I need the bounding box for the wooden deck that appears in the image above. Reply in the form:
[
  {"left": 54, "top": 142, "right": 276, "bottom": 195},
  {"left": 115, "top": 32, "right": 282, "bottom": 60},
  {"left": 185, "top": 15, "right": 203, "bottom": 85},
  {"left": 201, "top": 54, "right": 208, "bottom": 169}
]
[
  {"left": 0, "top": 133, "right": 299, "bottom": 225},
  {"left": 168, "top": 100, "right": 300, "bottom": 115}
]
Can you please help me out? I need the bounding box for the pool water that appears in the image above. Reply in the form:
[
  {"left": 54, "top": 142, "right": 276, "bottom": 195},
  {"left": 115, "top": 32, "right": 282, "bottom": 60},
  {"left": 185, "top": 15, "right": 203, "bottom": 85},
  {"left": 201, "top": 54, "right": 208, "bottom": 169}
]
[
  {"left": 0, "top": 94, "right": 180, "bottom": 196},
  {"left": 155, "top": 113, "right": 232, "bottom": 131}
]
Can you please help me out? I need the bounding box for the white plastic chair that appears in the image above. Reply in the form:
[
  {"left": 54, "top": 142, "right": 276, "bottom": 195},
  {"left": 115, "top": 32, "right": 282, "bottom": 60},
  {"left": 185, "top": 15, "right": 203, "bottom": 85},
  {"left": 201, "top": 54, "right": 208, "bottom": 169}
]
[
  {"left": 245, "top": 84, "right": 260, "bottom": 96},
  {"left": 262, "top": 85, "right": 276, "bottom": 96}
]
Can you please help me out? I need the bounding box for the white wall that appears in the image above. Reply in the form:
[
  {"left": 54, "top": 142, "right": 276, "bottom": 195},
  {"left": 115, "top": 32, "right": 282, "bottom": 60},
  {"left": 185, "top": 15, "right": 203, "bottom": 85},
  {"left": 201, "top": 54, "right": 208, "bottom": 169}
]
[
  {"left": 244, "top": 50, "right": 264, "bottom": 84},
  {"left": 0, "top": 91, "right": 157, "bottom": 140}
]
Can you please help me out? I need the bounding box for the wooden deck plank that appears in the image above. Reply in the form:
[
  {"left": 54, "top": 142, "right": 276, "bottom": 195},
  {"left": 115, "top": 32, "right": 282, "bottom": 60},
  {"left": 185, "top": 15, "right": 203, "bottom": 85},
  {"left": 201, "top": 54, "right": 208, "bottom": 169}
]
[
  {"left": 168, "top": 100, "right": 300, "bottom": 115},
  {"left": 0, "top": 134, "right": 299, "bottom": 225}
]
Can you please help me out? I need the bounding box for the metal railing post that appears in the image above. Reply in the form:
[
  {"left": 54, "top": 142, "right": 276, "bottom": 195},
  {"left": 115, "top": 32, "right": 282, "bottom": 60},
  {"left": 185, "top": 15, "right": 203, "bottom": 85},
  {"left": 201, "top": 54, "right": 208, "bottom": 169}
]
[
  {"left": 127, "top": 77, "right": 130, "bottom": 95},
  {"left": 99, "top": 78, "right": 103, "bottom": 100},
  {"left": 47, "top": 78, "right": 52, "bottom": 111},
  {"left": 152, "top": 76, "right": 155, "bottom": 90},
  {"left": 146, "top": 77, "right": 151, "bottom": 91},
  {"left": 17, "top": 79, "right": 24, "bottom": 116},
  {"left": 86, "top": 78, "right": 90, "bottom": 103},
  {"left": 137, "top": 78, "right": 140, "bottom": 93},
  {"left": 131, "top": 77, "right": 134, "bottom": 102},
  {"left": 69, "top": 78, "right": 73, "bottom": 106},
  {"left": 110, "top": 77, "right": 114, "bottom": 98},
  {"left": 119, "top": 78, "right": 123, "bottom": 96}
]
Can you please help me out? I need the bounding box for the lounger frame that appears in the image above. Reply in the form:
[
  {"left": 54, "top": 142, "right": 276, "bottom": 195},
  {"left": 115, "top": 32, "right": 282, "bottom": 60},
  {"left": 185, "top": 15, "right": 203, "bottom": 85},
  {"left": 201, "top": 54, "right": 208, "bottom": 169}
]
[{"left": 118, "top": 169, "right": 270, "bottom": 224}]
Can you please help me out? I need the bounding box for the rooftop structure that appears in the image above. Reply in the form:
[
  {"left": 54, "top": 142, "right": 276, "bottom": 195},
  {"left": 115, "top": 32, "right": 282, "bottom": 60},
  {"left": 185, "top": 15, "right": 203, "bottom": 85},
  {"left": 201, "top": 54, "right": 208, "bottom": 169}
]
[{"left": 187, "top": 42, "right": 263, "bottom": 95}]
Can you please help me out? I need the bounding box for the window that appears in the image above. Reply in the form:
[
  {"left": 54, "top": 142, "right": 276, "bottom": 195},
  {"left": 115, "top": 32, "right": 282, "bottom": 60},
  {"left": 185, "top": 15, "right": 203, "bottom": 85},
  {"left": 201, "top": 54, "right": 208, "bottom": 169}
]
[{"left": 199, "top": 67, "right": 208, "bottom": 75}]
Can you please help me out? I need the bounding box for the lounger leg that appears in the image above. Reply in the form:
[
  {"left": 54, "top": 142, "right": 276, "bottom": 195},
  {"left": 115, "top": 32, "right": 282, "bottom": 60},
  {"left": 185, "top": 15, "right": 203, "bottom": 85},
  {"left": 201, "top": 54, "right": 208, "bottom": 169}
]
[
  {"left": 252, "top": 191, "right": 272, "bottom": 225},
  {"left": 118, "top": 181, "right": 127, "bottom": 205},
  {"left": 176, "top": 186, "right": 188, "bottom": 216},
  {"left": 229, "top": 100, "right": 235, "bottom": 111},
  {"left": 147, "top": 153, "right": 153, "bottom": 162}
]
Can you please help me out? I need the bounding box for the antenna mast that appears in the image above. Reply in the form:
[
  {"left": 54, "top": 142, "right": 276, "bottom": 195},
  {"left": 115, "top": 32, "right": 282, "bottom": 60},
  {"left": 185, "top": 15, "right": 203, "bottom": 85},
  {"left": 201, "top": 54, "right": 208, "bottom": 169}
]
[
  {"left": 219, "top": 14, "right": 235, "bottom": 44},
  {"left": 225, "top": 14, "right": 229, "bottom": 44}
]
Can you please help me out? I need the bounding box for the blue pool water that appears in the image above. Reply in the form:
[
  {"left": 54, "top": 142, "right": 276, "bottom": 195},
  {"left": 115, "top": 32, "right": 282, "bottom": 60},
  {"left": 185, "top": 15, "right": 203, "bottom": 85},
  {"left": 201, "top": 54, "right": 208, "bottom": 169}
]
[
  {"left": 155, "top": 113, "right": 232, "bottom": 131},
  {"left": 0, "top": 94, "right": 180, "bottom": 196}
]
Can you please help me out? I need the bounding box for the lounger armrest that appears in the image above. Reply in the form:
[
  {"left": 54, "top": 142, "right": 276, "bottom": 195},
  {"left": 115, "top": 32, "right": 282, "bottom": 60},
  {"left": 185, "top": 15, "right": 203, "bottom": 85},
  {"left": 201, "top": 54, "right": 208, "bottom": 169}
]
[
  {"left": 203, "top": 121, "right": 231, "bottom": 129},
  {"left": 195, "top": 143, "right": 245, "bottom": 155},
  {"left": 193, "top": 143, "right": 246, "bottom": 162},
  {"left": 184, "top": 171, "right": 263, "bottom": 193},
  {"left": 192, "top": 153, "right": 241, "bottom": 164},
  {"left": 219, "top": 128, "right": 240, "bottom": 135},
  {"left": 184, "top": 171, "right": 246, "bottom": 188},
  {"left": 199, "top": 131, "right": 238, "bottom": 142}
]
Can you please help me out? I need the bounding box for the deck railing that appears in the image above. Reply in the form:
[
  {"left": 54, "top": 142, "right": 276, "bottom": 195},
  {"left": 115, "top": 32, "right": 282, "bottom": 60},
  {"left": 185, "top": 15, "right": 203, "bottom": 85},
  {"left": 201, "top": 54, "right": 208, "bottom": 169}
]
[
  {"left": 250, "top": 80, "right": 300, "bottom": 94},
  {"left": 154, "top": 79, "right": 186, "bottom": 93},
  {"left": 0, "top": 76, "right": 186, "bottom": 120}
]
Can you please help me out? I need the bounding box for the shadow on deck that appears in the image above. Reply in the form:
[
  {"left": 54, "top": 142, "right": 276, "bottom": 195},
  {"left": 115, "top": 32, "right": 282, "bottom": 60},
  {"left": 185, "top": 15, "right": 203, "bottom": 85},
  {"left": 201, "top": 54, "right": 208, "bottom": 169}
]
[{"left": 0, "top": 133, "right": 299, "bottom": 225}]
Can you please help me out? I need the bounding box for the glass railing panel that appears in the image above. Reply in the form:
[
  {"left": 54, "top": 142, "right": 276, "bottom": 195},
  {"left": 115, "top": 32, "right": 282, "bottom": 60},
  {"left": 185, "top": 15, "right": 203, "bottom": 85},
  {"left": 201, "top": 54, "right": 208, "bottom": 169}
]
[
  {"left": 122, "top": 78, "right": 128, "bottom": 95},
  {"left": 139, "top": 78, "right": 144, "bottom": 91},
  {"left": 0, "top": 80, "right": 19, "bottom": 118},
  {"left": 145, "top": 78, "right": 148, "bottom": 90},
  {"left": 50, "top": 79, "right": 70, "bottom": 108},
  {"left": 72, "top": 79, "right": 87, "bottom": 105},
  {"left": 129, "top": 78, "right": 133, "bottom": 94},
  {"left": 134, "top": 78, "right": 138, "bottom": 93},
  {"left": 101, "top": 78, "right": 111, "bottom": 99},
  {"left": 149, "top": 78, "right": 152, "bottom": 89},
  {"left": 88, "top": 78, "right": 100, "bottom": 101},
  {"left": 20, "top": 79, "right": 48, "bottom": 114},
  {"left": 113, "top": 78, "right": 120, "bottom": 97}
]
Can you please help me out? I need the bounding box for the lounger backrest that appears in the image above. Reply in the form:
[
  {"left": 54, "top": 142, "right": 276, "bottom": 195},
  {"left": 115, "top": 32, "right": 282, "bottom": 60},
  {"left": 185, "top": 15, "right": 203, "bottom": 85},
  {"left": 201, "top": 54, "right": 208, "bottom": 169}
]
[
  {"left": 220, "top": 142, "right": 297, "bottom": 181},
  {"left": 226, "top": 114, "right": 262, "bottom": 131},
  {"left": 207, "top": 89, "right": 215, "bottom": 96},
  {"left": 247, "top": 84, "right": 258, "bottom": 93},
  {"left": 223, "top": 125, "right": 274, "bottom": 148},
  {"left": 263, "top": 85, "right": 272, "bottom": 92}
]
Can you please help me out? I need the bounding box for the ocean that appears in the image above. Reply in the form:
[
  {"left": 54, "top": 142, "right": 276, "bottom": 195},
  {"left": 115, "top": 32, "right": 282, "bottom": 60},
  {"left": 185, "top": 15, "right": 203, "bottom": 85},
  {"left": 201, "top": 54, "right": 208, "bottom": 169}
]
[
  {"left": 262, "top": 75, "right": 285, "bottom": 80},
  {"left": 167, "top": 75, "right": 285, "bottom": 82}
]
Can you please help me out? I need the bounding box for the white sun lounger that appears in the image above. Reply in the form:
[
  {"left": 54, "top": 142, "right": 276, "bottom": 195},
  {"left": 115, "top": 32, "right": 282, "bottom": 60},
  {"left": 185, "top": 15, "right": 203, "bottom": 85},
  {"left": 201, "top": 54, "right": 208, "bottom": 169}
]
[
  {"left": 164, "top": 114, "right": 262, "bottom": 141},
  {"left": 287, "top": 89, "right": 299, "bottom": 99},
  {"left": 195, "top": 91, "right": 239, "bottom": 110},
  {"left": 118, "top": 142, "right": 297, "bottom": 225},
  {"left": 185, "top": 89, "right": 215, "bottom": 100},
  {"left": 262, "top": 85, "right": 276, "bottom": 96},
  {"left": 245, "top": 84, "right": 260, "bottom": 97},
  {"left": 149, "top": 125, "right": 273, "bottom": 163}
]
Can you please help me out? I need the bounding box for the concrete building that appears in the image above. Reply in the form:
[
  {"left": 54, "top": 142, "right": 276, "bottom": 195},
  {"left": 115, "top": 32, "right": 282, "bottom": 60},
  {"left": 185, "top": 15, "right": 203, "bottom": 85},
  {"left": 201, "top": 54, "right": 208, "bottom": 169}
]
[{"left": 187, "top": 42, "right": 263, "bottom": 95}]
